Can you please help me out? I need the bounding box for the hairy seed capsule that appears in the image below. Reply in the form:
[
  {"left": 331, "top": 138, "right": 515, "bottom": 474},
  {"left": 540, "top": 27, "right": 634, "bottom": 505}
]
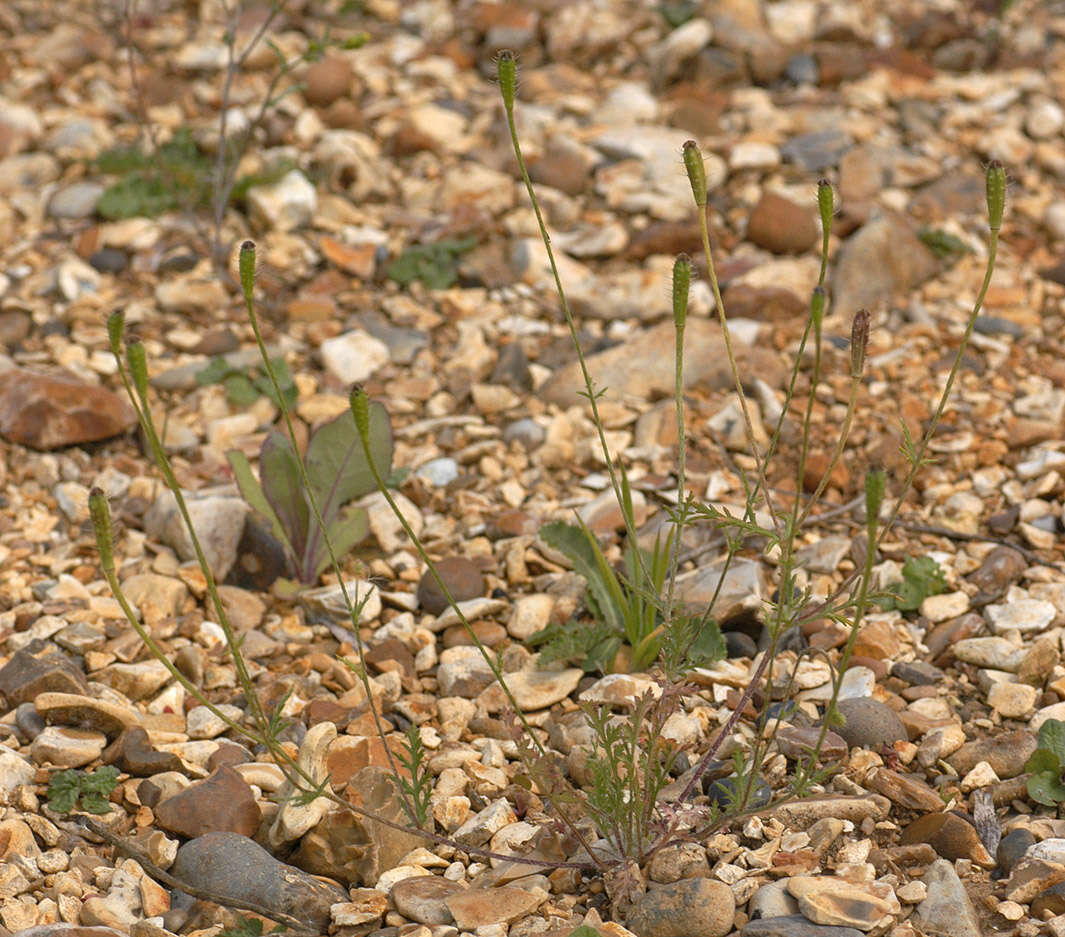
[
  {"left": 986, "top": 160, "right": 1006, "bottom": 231},
  {"left": 682, "top": 140, "right": 707, "bottom": 207},
  {"left": 350, "top": 387, "right": 371, "bottom": 444},
  {"left": 126, "top": 342, "right": 149, "bottom": 400},
  {"left": 496, "top": 50, "right": 517, "bottom": 110},
  {"left": 89, "top": 488, "right": 114, "bottom": 570},
  {"left": 238, "top": 240, "right": 256, "bottom": 304},
  {"left": 817, "top": 179, "right": 834, "bottom": 236},
  {"left": 107, "top": 310, "right": 125, "bottom": 358},
  {"left": 672, "top": 254, "right": 691, "bottom": 331},
  {"left": 850, "top": 308, "right": 869, "bottom": 377}
]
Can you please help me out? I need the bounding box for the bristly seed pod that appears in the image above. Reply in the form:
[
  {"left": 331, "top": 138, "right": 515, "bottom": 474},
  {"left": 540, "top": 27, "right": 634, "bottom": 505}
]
[
  {"left": 682, "top": 140, "right": 707, "bottom": 207},
  {"left": 107, "top": 310, "right": 125, "bottom": 358},
  {"left": 850, "top": 308, "right": 869, "bottom": 377},
  {"left": 496, "top": 50, "right": 517, "bottom": 111},
  {"left": 349, "top": 386, "right": 371, "bottom": 445},
  {"left": 238, "top": 240, "right": 256, "bottom": 304},
  {"left": 672, "top": 254, "right": 691, "bottom": 332},
  {"left": 986, "top": 160, "right": 1006, "bottom": 232},
  {"left": 817, "top": 179, "right": 834, "bottom": 235},
  {"left": 126, "top": 341, "right": 149, "bottom": 401},
  {"left": 88, "top": 487, "right": 114, "bottom": 571}
]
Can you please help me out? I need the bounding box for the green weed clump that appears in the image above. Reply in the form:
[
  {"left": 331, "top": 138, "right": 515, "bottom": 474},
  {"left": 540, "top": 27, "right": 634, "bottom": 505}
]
[
  {"left": 386, "top": 236, "right": 478, "bottom": 290},
  {"left": 875, "top": 554, "right": 948, "bottom": 612},
  {"left": 196, "top": 354, "right": 299, "bottom": 409},
  {"left": 47, "top": 766, "right": 119, "bottom": 815},
  {"left": 90, "top": 38, "right": 1007, "bottom": 930}
]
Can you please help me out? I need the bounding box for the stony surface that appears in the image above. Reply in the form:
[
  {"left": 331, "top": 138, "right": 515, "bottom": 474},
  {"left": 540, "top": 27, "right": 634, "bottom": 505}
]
[{"left": 0, "top": 2, "right": 1062, "bottom": 937}]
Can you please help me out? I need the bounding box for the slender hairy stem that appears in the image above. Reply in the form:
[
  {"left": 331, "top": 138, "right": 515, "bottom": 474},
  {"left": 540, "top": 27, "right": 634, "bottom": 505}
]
[
  {"left": 685, "top": 141, "right": 782, "bottom": 540},
  {"left": 235, "top": 243, "right": 412, "bottom": 815},
  {"left": 351, "top": 390, "right": 605, "bottom": 871},
  {"left": 496, "top": 52, "right": 652, "bottom": 594}
]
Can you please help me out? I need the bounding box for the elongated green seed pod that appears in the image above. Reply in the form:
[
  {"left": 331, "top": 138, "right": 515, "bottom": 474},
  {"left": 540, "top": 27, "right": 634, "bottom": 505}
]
[
  {"left": 986, "top": 161, "right": 1006, "bottom": 231},
  {"left": 850, "top": 308, "right": 869, "bottom": 377},
  {"left": 809, "top": 286, "right": 826, "bottom": 331},
  {"left": 864, "top": 469, "right": 886, "bottom": 534},
  {"left": 126, "top": 342, "right": 149, "bottom": 402},
  {"left": 496, "top": 50, "right": 517, "bottom": 111},
  {"left": 238, "top": 240, "right": 256, "bottom": 307},
  {"left": 349, "top": 387, "right": 371, "bottom": 446},
  {"left": 107, "top": 311, "right": 125, "bottom": 358},
  {"left": 817, "top": 179, "right": 834, "bottom": 236},
  {"left": 682, "top": 140, "right": 707, "bottom": 207},
  {"left": 672, "top": 254, "right": 691, "bottom": 332},
  {"left": 89, "top": 487, "right": 114, "bottom": 571}
]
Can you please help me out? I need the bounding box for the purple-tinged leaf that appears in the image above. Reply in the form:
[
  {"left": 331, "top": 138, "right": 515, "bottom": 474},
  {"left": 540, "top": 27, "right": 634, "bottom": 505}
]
[{"left": 258, "top": 431, "right": 310, "bottom": 577}]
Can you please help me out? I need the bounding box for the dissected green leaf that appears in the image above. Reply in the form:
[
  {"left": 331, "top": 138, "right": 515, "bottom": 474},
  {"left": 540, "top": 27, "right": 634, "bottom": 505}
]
[
  {"left": 47, "top": 766, "right": 119, "bottom": 815},
  {"left": 46, "top": 772, "right": 81, "bottom": 814},
  {"left": 97, "top": 174, "right": 180, "bottom": 220},
  {"left": 196, "top": 356, "right": 235, "bottom": 386},
  {"left": 386, "top": 236, "right": 477, "bottom": 290},
  {"left": 877, "top": 554, "right": 947, "bottom": 612}
]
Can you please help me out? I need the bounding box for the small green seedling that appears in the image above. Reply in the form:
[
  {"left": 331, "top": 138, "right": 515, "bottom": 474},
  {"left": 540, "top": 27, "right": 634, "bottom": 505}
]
[
  {"left": 227, "top": 404, "right": 394, "bottom": 585},
  {"left": 1026, "top": 719, "right": 1065, "bottom": 806},
  {"left": 386, "top": 236, "right": 477, "bottom": 290},
  {"left": 47, "top": 766, "right": 120, "bottom": 815},
  {"left": 196, "top": 355, "right": 298, "bottom": 409},
  {"left": 95, "top": 129, "right": 213, "bottom": 220},
  {"left": 876, "top": 555, "right": 947, "bottom": 612},
  {"left": 395, "top": 723, "right": 433, "bottom": 828}
]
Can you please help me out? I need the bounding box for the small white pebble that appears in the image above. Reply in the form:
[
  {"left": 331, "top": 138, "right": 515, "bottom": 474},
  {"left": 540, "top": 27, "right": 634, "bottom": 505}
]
[
  {"left": 896, "top": 881, "right": 927, "bottom": 903},
  {"left": 997, "top": 900, "right": 1025, "bottom": 922}
]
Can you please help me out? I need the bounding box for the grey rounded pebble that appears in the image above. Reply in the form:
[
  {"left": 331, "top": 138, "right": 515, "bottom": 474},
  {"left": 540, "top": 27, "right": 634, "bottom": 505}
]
[
  {"left": 997, "top": 828, "right": 1036, "bottom": 875},
  {"left": 171, "top": 832, "right": 347, "bottom": 930},
  {"left": 503, "top": 417, "right": 544, "bottom": 451},
  {"left": 725, "top": 630, "right": 758, "bottom": 659},
  {"left": 785, "top": 53, "right": 819, "bottom": 85},
  {"left": 88, "top": 248, "right": 128, "bottom": 274},
  {"left": 891, "top": 660, "right": 944, "bottom": 686},
  {"left": 742, "top": 915, "right": 864, "bottom": 937},
  {"left": 748, "top": 881, "right": 798, "bottom": 920},
  {"left": 625, "top": 878, "right": 735, "bottom": 937},
  {"left": 834, "top": 697, "right": 908, "bottom": 750},
  {"left": 15, "top": 702, "right": 45, "bottom": 741},
  {"left": 48, "top": 182, "right": 105, "bottom": 219}
]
